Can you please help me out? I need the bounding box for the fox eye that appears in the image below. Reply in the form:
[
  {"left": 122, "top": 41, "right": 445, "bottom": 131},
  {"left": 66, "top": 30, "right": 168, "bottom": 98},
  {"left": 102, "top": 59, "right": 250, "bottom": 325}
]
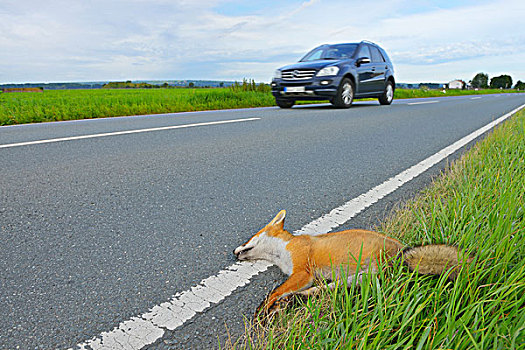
[{"left": 242, "top": 246, "right": 254, "bottom": 253}]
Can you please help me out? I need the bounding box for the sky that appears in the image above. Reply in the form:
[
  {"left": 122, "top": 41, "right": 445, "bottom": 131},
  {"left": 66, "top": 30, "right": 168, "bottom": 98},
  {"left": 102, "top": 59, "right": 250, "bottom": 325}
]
[{"left": 1, "top": 0, "right": 524, "bottom": 84}]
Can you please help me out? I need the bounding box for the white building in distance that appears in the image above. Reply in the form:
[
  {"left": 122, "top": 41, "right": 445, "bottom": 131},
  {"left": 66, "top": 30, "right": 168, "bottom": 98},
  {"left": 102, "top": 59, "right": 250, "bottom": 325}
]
[{"left": 448, "top": 80, "right": 465, "bottom": 89}]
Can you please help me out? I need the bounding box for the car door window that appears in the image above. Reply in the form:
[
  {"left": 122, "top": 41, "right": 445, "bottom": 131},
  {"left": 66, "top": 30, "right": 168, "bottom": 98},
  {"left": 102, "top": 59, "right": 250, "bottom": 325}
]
[{"left": 370, "top": 46, "right": 385, "bottom": 63}]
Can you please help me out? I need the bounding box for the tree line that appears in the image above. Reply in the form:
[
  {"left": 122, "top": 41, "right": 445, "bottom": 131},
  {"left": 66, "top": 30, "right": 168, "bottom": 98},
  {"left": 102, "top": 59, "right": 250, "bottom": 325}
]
[
  {"left": 101, "top": 79, "right": 270, "bottom": 91},
  {"left": 102, "top": 81, "right": 169, "bottom": 89},
  {"left": 471, "top": 73, "right": 524, "bottom": 90}
]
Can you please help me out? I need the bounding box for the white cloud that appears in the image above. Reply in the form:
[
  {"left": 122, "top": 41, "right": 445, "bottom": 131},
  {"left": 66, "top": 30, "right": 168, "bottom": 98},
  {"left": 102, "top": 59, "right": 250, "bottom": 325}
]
[{"left": 0, "top": 0, "right": 524, "bottom": 83}]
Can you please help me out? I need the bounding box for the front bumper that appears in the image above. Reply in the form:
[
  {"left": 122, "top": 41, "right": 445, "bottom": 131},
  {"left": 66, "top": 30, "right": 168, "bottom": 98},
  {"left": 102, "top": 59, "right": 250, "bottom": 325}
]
[{"left": 271, "top": 76, "right": 342, "bottom": 100}]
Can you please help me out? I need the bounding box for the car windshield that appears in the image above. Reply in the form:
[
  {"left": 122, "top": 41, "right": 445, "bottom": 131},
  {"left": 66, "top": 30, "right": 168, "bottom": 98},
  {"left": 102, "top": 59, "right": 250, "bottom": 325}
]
[{"left": 300, "top": 44, "right": 358, "bottom": 62}]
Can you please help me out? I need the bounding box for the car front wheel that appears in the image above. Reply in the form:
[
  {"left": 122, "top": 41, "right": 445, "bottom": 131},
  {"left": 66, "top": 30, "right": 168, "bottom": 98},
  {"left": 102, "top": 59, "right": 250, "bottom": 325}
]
[
  {"left": 378, "top": 81, "right": 394, "bottom": 105},
  {"left": 332, "top": 78, "right": 354, "bottom": 108},
  {"left": 275, "top": 99, "right": 294, "bottom": 108}
]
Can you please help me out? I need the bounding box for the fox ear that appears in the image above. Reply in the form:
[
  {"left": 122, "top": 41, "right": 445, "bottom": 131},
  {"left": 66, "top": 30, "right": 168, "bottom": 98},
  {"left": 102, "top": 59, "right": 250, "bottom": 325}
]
[{"left": 269, "top": 210, "right": 286, "bottom": 228}]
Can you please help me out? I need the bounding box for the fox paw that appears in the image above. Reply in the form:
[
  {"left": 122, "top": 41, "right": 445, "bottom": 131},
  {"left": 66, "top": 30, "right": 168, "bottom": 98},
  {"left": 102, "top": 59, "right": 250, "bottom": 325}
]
[
  {"left": 254, "top": 295, "right": 297, "bottom": 321},
  {"left": 253, "top": 303, "right": 274, "bottom": 325},
  {"left": 275, "top": 294, "right": 296, "bottom": 308}
]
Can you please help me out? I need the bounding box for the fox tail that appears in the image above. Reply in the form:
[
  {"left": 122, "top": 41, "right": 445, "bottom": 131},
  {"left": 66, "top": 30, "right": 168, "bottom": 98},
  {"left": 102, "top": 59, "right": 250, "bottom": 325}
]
[{"left": 402, "top": 244, "right": 473, "bottom": 279}]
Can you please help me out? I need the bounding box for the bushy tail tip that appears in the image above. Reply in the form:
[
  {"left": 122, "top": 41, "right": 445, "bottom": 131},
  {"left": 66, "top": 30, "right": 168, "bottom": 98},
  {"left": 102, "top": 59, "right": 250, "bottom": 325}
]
[{"left": 402, "top": 244, "right": 473, "bottom": 279}]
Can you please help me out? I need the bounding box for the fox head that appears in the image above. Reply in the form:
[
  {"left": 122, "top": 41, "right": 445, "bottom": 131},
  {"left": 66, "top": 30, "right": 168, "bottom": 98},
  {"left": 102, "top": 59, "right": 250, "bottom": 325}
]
[{"left": 233, "top": 210, "right": 293, "bottom": 263}]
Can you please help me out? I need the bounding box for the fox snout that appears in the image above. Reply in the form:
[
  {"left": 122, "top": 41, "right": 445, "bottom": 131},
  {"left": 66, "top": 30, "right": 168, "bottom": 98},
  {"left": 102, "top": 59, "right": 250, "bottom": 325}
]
[
  {"left": 233, "top": 210, "right": 288, "bottom": 262},
  {"left": 233, "top": 245, "right": 253, "bottom": 260}
]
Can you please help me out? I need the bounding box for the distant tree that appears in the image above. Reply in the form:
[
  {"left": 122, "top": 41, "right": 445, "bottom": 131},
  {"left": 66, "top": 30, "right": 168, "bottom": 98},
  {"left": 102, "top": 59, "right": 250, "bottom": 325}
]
[
  {"left": 219, "top": 82, "right": 224, "bottom": 88},
  {"left": 515, "top": 80, "right": 525, "bottom": 90},
  {"left": 188, "top": 82, "right": 194, "bottom": 88},
  {"left": 228, "top": 79, "right": 271, "bottom": 93},
  {"left": 102, "top": 81, "right": 156, "bottom": 89},
  {"left": 490, "top": 75, "right": 513, "bottom": 89},
  {"left": 471, "top": 73, "right": 489, "bottom": 89}
]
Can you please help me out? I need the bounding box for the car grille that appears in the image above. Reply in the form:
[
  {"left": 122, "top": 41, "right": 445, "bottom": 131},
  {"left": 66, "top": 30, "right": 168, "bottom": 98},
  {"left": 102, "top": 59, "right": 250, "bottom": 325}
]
[{"left": 282, "top": 69, "right": 316, "bottom": 80}]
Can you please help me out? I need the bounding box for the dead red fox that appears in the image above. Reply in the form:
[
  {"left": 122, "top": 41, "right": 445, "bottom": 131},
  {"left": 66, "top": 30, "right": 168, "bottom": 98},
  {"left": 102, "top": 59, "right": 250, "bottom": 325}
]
[{"left": 234, "top": 210, "right": 472, "bottom": 314}]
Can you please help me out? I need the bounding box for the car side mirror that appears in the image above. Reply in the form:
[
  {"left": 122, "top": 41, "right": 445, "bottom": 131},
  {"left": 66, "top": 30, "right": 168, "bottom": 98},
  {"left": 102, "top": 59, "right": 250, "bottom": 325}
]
[{"left": 356, "top": 57, "right": 371, "bottom": 66}]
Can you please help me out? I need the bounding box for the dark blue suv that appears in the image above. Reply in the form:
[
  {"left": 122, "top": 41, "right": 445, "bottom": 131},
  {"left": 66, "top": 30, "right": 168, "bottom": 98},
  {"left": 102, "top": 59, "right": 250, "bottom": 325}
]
[{"left": 271, "top": 41, "right": 395, "bottom": 108}]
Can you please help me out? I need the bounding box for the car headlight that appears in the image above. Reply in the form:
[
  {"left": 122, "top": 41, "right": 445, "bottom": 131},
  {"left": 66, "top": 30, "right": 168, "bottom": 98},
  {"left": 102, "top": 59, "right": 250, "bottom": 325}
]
[
  {"left": 316, "top": 66, "right": 339, "bottom": 77},
  {"left": 273, "top": 70, "right": 282, "bottom": 79}
]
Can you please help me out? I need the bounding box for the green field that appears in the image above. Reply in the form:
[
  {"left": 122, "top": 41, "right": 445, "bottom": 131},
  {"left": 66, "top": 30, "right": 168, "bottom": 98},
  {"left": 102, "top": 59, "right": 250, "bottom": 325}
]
[
  {"left": 0, "top": 88, "right": 275, "bottom": 126},
  {"left": 230, "top": 108, "right": 525, "bottom": 349},
  {"left": 394, "top": 88, "right": 519, "bottom": 99},
  {"left": 0, "top": 87, "right": 521, "bottom": 126}
]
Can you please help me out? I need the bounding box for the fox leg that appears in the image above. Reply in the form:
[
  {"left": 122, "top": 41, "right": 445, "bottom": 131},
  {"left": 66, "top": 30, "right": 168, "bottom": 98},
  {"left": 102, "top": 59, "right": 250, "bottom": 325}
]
[
  {"left": 299, "top": 270, "right": 365, "bottom": 296},
  {"left": 347, "top": 262, "right": 378, "bottom": 285},
  {"left": 298, "top": 281, "right": 337, "bottom": 296},
  {"left": 347, "top": 271, "right": 364, "bottom": 285},
  {"left": 256, "top": 271, "right": 314, "bottom": 315},
  {"left": 300, "top": 263, "right": 378, "bottom": 296}
]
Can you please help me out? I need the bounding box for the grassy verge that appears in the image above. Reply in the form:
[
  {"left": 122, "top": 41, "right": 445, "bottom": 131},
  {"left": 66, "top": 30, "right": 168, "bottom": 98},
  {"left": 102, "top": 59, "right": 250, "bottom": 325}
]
[
  {"left": 394, "top": 88, "right": 518, "bottom": 99},
  {"left": 1, "top": 88, "right": 522, "bottom": 126},
  {"left": 230, "top": 108, "right": 525, "bottom": 349},
  {"left": 0, "top": 88, "right": 275, "bottom": 126}
]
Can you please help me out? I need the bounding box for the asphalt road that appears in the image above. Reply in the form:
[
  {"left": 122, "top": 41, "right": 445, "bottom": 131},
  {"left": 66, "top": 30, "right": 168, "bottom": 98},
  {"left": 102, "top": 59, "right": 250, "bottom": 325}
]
[{"left": 1, "top": 93, "right": 524, "bottom": 349}]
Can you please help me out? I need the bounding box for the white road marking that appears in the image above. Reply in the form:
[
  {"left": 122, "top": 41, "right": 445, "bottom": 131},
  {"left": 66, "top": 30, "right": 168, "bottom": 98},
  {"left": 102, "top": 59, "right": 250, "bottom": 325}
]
[
  {"left": 406, "top": 100, "right": 440, "bottom": 105},
  {"left": 0, "top": 118, "right": 261, "bottom": 149},
  {"left": 72, "top": 103, "right": 525, "bottom": 349},
  {"left": 471, "top": 97, "right": 482, "bottom": 100},
  {"left": 296, "top": 104, "right": 525, "bottom": 235}
]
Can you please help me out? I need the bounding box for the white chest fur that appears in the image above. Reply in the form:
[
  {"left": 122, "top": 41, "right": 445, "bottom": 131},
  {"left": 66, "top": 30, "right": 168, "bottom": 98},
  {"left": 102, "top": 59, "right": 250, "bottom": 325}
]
[{"left": 257, "top": 233, "right": 294, "bottom": 276}]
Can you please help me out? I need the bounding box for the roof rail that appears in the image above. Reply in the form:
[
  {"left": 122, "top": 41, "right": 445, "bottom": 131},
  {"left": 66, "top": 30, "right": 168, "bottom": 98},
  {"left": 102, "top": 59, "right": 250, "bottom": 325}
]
[{"left": 360, "top": 40, "right": 375, "bottom": 45}]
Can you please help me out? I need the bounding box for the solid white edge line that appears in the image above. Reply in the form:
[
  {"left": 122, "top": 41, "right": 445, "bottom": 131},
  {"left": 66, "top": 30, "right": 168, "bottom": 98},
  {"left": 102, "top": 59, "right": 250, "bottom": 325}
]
[
  {"left": 72, "top": 103, "right": 525, "bottom": 350},
  {"left": 297, "top": 103, "right": 525, "bottom": 234},
  {"left": 406, "top": 100, "right": 440, "bottom": 105},
  {"left": 0, "top": 118, "right": 261, "bottom": 149}
]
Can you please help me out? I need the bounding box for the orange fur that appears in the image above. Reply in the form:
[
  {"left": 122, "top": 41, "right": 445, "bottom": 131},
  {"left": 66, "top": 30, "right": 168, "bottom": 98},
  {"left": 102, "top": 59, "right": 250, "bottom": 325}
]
[{"left": 234, "top": 210, "right": 470, "bottom": 314}]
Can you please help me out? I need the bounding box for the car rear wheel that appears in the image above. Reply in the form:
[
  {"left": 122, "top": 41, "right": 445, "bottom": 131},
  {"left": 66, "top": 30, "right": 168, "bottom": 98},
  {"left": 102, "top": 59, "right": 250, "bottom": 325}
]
[
  {"left": 332, "top": 78, "right": 354, "bottom": 108},
  {"left": 275, "top": 99, "right": 294, "bottom": 108},
  {"left": 378, "top": 81, "right": 394, "bottom": 105}
]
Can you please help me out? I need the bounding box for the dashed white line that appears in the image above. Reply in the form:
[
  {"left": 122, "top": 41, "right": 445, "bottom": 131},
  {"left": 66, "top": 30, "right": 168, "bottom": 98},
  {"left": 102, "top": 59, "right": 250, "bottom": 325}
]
[
  {"left": 0, "top": 118, "right": 261, "bottom": 149},
  {"left": 471, "top": 97, "right": 482, "bottom": 100},
  {"left": 72, "top": 103, "right": 525, "bottom": 350},
  {"left": 406, "top": 100, "right": 440, "bottom": 105}
]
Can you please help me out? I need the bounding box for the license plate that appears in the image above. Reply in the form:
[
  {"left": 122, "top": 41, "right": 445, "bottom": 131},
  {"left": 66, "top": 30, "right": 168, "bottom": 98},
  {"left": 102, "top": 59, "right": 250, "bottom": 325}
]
[{"left": 284, "top": 86, "right": 305, "bottom": 93}]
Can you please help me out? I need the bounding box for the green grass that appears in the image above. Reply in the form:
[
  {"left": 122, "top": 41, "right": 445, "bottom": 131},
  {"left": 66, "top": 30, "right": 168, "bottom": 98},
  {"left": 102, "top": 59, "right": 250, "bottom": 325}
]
[
  {"left": 394, "top": 88, "right": 519, "bottom": 99},
  {"left": 0, "top": 88, "right": 274, "bottom": 126},
  {"left": 229, "top": 108, "right": 525, "bottom": 349},
  {"left": 0, "top": 87, "right": 521, "bottom": 126}
]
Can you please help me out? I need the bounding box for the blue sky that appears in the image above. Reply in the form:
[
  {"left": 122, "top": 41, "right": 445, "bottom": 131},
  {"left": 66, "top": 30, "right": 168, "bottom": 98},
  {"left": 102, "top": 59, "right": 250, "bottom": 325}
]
[{"left": 1, "top": 0, "right": 524, "bottom": 84}]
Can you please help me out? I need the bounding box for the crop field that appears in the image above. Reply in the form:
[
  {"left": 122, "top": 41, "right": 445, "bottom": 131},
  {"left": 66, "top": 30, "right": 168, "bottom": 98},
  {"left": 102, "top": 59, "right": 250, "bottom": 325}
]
[
  {"left": 0, "top": 88, "right": 274, "bottom": 126},
  {"left": 231, "top": 108, "right": 525, "bottom": 349},
  {"left": 0, "top": 87, "right": 520, "bottom": 126}
]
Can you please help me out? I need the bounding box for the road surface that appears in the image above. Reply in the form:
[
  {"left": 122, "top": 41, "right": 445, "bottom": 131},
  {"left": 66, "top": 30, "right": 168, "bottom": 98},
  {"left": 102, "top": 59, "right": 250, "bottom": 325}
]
[{"left": 1, "top": 93, "right": 524, "bottom": 349}]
